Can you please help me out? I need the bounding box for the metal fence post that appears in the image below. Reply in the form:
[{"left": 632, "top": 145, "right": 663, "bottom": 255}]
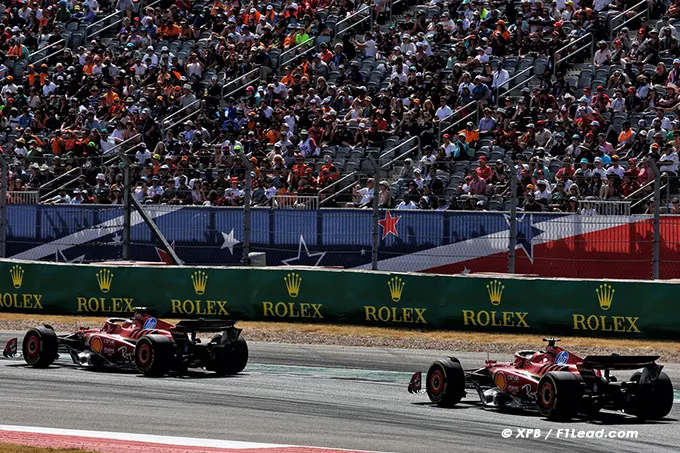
[
  {"left": 239, "top": 153, "right": 252, "bottom": 265},
  {"left": 122, "top": 159, "right": 131, "bottom": 260},
  {"left": 370, "top": 157, "right": 380, "bottom": 271},
  {"left": 506, "top": 157, "right": 517, "bottom": 273},
  {"left": 649, "top": 159, "right": 661, "bottom": 280},
  {"left": 0, "top": 156, "right": 7, "bottom": 259}
]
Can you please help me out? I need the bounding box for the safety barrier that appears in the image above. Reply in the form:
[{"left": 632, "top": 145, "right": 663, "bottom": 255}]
[{"left": 0, "top": 259, "right": 675, "bottom": 339}]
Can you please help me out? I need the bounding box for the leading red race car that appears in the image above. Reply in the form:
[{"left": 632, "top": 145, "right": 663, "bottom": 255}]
[
  {"left": 408, "top": 338, "right": 673, "bottom": 421},
  {"left": 2, "top": 307, "right": 248, "bottom": 377}
]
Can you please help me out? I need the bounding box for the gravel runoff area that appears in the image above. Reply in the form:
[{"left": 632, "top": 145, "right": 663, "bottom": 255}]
[{"left": 1, "top": 316, "right": 678, "bottom": 362}]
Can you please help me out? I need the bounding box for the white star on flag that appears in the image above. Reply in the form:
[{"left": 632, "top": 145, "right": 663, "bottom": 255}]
[{"left": 220, "top": 229, "right": 241, "bottom": 254}]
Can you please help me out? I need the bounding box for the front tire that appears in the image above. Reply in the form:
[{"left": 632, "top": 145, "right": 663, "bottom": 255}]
[
  {"left": 426, "top": 358, "right": 465, "bottom": 407},
  {"left": 537, "top": 371, "right": 583, "bottom": 421},
  {"left": 23, "top": 326, "right": 58, "bottom": 368},
  {"left": 627, "top": 371, "right": 673, "bottom": 420},
  {"left": 135, "top": 335, "right": 175, "bottom": 377}
]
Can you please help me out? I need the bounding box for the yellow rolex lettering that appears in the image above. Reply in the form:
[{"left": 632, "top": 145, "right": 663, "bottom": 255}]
[
  {"left": 403, "top": 308, "right": 413, "bottom": 323},
  {"left": 311, "top": 304, "right": 323, "bottom": 319},
  {"left": 123, "top": 299, "right": 134, "bottom": 311},
  {"left": 612, "top": 316, "right": 625, "bottom": 332},
  {"left": 22, "top": 294, "right": 32, "bottom": 309},
  {"left": 287, "top": 302, "right": 300, "bottom": 318},
  {"left": 414, "top": 308, "right": 427, "bottom": 323},
  {"left": 462, "top": 310, "right": 476, "bottom": 325},
  {"left": 586, "top": 315, "right": 599, "bottom": 331},
  {"left": 502, "top": 312, "right": 514, "bottom": 327},
  {"left": 182, "top": 300, "right": 195, "bottom": 314},
  {"left": 111, "top": 298, "right": 122, "bottom": 312},
  {"left": 32, "top": 294, "right": 43, "bottom": 309},
  {"left": 490, "top": 311, "right": 503, "bottom": 327},
  {"left": 206, "top": 300, "right": 216, "bottom": 315},
  {"left": 12, "top": 293, "right": 20, "bottom": 308},
  {"left": 77, "top": 297, "right": 87, "bottom": 312},
  {"left": 626, "top": 317, "right": 640, "bottom": 332},
  {"left": 477, "top": 310, "right": 490, "bottom": 326},
  {"left": 274, "top": 302, "right": 287, "bottom": 317},
  {"left": 377, "top": 306, "right": 391, "bottom": 322},
  {"left": 600, "top": 315, "right": 612, "bottom": 332},
  {"left": 171, "top": 299, "right": 182, "bottom": 313},
  {"left": 216, "top": 301, "right": 229, "bottom": 316},
  {"left": 263, "top": 301, "right": 274, "bottom": 316},
  {"left": 365, "top": 306, "right": 377, "bottom": 321},
  {"left": 299, "top": 303, "right": 310, "bottom": 317},
  {"left": 390, "top": 307, "right": 403, "bottom": 322},
  {"left": 573, "top": 314, "right": 586, "bottom": 330},
  {"left": 515, "top": 312, "right": 529, "bottom": 328}
]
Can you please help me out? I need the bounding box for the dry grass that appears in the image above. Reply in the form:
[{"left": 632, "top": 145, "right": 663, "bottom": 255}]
[
  {"left": 0, "top": 313, "right": 677, "bottom": 351},
  {"left": 0, "top": 444, "right": 97, "bottom": 453}
]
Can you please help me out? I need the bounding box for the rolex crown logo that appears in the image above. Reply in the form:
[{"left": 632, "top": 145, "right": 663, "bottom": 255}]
[
  {"left": 192, "top": 271, "right": 208, "bottom": 295},
  {"left": 388, "top": 276, "right": 405, "bottom": 303},
  {"left": 284, "top": 272, "right": 302, "bottom": 298},
  {"left": 96, "top": 269, "right": 114, "bottom": 293},
  {"left": 487, "top": 280, "right": 504, "bottom": 306},
  {"left": 596, "top": 283, "right": 615, "bottom": 311},
  {"left": 10, "top": 265, "right": 24, "bottom": 289}
]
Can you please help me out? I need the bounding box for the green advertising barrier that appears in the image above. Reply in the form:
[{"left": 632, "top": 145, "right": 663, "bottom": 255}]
[{"left": 0, "top": 259, "right": 677, "bottom": 339}]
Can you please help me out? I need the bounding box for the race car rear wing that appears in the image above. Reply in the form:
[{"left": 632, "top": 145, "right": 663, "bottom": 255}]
[
  {"left": 580, "top": 355, "right": 661, "bottom": 370},
  {"left": 174, "top": 319, "right": 237, "bottom": 332}
]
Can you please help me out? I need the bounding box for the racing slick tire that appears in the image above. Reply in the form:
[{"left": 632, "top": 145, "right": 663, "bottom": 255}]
[
  {"left": 627, "top": 371, "right": 673, "bottom": 420},
  {"left": 426, "top": 358, "right": 465, "bottom": 407},
  {"left": 537, "top": 371, "right": 583, "bottom": 421},
  {"left": 207, "top": 334, "right": 248, "bottom": 376},
  {"left": 135, "top": 334, "right": 175, "bottom": 377},
  {"left": 22, "top": 326, "right": 58, "bottom": 368}
]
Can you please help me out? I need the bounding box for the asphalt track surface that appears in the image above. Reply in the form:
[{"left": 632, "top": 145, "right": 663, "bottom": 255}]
[{"left": 1, "top": 331, "right": 678, "bottom": 453}]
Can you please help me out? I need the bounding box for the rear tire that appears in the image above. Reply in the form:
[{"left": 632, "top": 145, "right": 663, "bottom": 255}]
[
  {"left": 537, "top": 371, "right": 583, "bottom": 421},
  {"left": 207, "top": 334, "right": 248, "bottom": 376},
  {"left": 426, "top": 358, "right": 465, "bottom": 407},
  {"left": 628, "top": 371, "right": 673, "bottom": 420},
  {"left": 135, "top": 335, "right": 175, "bottom": 377},
  {"left": 22, "top": 327, "right": 58, "bottom": 368}
]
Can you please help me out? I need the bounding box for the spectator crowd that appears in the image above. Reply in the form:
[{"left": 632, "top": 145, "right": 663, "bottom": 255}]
[{"left": 1, "top": 0, "right": 679, "bottom": 214}]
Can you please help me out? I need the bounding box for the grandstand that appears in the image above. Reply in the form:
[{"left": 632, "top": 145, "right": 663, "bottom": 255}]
[{"left": 0, "top": 0, "right": 678, "bottom": 216}]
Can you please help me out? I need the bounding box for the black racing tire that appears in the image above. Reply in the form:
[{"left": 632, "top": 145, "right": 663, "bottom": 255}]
[
  {"left": 135, "top": 334, "right": 175, "bottom": 377},
  {"left": 627, "top": 371, "right": 673, "bottom": 420},
  {"left": 22, "top": 326, "right": 58, "bottom": 368},
  {"left": 537, "top": 371, "right": 583, "bottom": 421},
  {"left": 425, "top": 358, "right": 465, "bottom": 407},
  {"left": 207, "top": 334, "right": 248, "bottom": 376}
]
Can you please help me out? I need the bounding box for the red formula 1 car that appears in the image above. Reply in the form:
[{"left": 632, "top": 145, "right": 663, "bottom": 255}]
[
  {"left": 2, "top": 308, "right": 248, "bottom": 377},
  {"left": 408, "top": 338, "right": 673, "bottom": 421}
]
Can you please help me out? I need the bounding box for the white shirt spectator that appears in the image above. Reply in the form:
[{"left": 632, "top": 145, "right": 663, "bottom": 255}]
[
  {"left": 135, "top": 147, "right": 152, "bottom": 164},
  {"left": 359, "top": 187, "right": 374, "bottom": 204},
  {"left": 492, "top": 69, "right": 510, "bottom": 90},
  {"left": 606, "top": 164, "right": 625, "bottom": 179},
  {"left": 660, "top": 151, "right": 679, "bottom": 174},
  {"left": 396, "top": 200, "right": 418, "bottom": 209},
  {"left": 435, "top": 104, "right": 453, "bottom": 121}
]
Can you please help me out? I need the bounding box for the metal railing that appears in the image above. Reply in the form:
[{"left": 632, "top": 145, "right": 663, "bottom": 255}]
[
  {"left": 334, "top": 7, "right": 373, "bottom": 37},
  {"left": 39, "top": 133, "right": 143, "bottom": 201},
  {"left": 278, "top": 37, "right": 315, "bottom": 70},
  {"left": 88, "top": 0, "right": 161, "bottom": 42},
  {"left": 272, "top": 194, "right": 319, "bottom": 209},
  {"left": 438, "top": 107, "right": 480, "bottom": 148},
  {"left": 578, "top": 199, "right": 632, "bottom": 215},
  {"left": 437, "top": 101, "right": 477, "bottom": 146},
  {"left": 7, "top": 191, "right": 39, "bottom": 204},
  {"left": 496, "top": 67, "right": 531, "bottom": 102},
  {"left": 30, "top": 39, "right": 66, "bottom": 64},
  {"left": 609, "top": 0, "right": 649, "bottom": 42},
  {"left": 221, "top": 68, "right": 260, "bottom": 99},
  {"left": 554, "top": 33, "right": 595, "bottom": 76},
  {"left": 380, "top": 136, "right": 420, "bottom": 170}
]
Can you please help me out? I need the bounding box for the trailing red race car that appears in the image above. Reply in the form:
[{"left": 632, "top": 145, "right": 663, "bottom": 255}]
[
  {"left": 2, "top": 308, "right": 248, "bottom": 377},
  {"left": 408, "top": 338, "right": 673, "bottom": 421}
]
